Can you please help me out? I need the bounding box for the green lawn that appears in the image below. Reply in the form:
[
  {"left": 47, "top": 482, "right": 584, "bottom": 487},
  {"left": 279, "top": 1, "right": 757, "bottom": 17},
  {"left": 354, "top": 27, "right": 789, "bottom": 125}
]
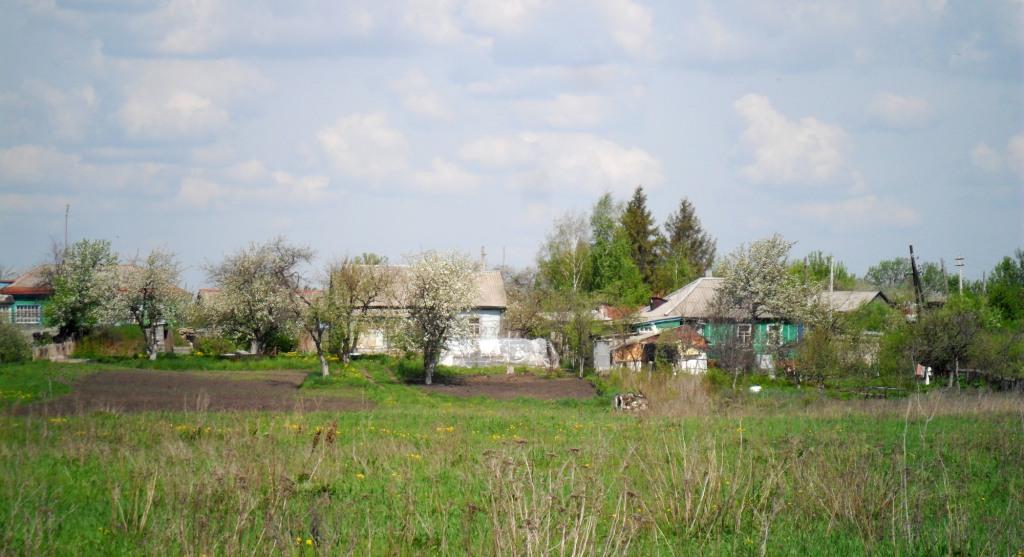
[{"left": 1, "top": 357, "right": 1022, "bottom": 555}]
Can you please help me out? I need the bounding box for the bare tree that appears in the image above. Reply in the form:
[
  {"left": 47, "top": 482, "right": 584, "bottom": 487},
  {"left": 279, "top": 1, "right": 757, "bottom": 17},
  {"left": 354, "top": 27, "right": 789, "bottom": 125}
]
[
  {"left": 108, "top": 249, "right": 189, "bottom": 360},
  {"left": 205, "top": 238, "right": 313, "bottom": 355},
  {"left": 328, "top": 254, "right": 395, "bottom": 364},
  {"left": 404, "top": 251, "right": 478, "bottom": 385}
]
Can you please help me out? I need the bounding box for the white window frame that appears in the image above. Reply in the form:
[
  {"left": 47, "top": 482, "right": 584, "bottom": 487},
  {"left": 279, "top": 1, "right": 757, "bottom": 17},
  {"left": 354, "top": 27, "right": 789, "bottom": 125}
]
[
  {"left": 14, "top": 304, "right": 42, "bottom": 325},
  {"left": 468, "top": 316, "right": 481, "bottom": 337},
  {"left": 766, "top": 323, "right": 782, "bottom": 346},
  {"left": 736, "top": 323, "right": 752, "bottom": 344}
]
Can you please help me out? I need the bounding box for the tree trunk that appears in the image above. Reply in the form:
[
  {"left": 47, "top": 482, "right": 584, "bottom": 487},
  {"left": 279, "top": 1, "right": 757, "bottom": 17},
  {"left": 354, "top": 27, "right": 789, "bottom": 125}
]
[
  {"left": 424, "top": 346, "right": 436, "bottom": 385},
  {"left": 314, "top": 336, "right": 329, "bottom": 377},
  {"left": 319, "top": 354, "right": 330, "bottom": 377}
]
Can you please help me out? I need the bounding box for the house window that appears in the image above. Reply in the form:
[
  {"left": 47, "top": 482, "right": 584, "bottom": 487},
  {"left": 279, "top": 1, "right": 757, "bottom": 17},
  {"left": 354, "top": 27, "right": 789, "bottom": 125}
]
[
  {"left": 766, "top": 324, "right": 782, "bottom": 346},
  {"left": 468, "top": 317, "right": 481, "bottom": 337},
  {"left": 15, "top": 305, "right": 41, "bottom": 325},
  {"left": 736, "top": 323, "right": 752, "bottom": 344}
]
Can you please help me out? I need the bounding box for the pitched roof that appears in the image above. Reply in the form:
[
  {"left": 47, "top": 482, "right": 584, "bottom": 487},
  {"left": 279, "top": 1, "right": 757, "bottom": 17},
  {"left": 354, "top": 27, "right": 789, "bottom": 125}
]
[
  {"left": 816, "top": 290, "right": 890, "bottom": 312},
  {"left": 635, "top": 277, "right": 725, "bottom": 322},
  {"left": 0, "top": 266, "right": 52, "bottom": 296}
]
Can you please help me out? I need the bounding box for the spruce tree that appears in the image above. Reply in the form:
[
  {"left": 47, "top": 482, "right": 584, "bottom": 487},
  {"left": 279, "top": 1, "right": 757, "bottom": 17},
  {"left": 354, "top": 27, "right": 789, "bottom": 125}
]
[
  {"left": 621, "top": 186, "right": 663, "bottom": 288},
  {"left": 664, "top": 198, "right": 717, "bottom": 276}
]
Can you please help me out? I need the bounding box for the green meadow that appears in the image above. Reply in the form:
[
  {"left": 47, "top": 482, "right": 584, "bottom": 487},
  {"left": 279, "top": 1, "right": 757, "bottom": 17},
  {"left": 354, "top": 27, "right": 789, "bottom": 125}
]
[{"left": 1, "top": 357, "right": 1022, "bottom": 556}]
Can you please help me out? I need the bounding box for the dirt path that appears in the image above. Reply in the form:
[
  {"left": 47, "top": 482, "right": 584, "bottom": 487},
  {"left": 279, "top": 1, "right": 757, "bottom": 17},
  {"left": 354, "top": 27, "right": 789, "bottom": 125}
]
[
  {"left": 418, "top": 374, "right": 596, "bottom": 400},
  {"left": 12, "top": 370, "right": 374, "bottom": 415}
]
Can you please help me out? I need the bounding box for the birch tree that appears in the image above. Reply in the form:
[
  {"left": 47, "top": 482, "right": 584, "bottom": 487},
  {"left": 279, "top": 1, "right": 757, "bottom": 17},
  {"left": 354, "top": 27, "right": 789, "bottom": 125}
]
[
  {"left": 108, "top": 249, "right": 189, "bottom": 360},
  {"left": 206, "top": 238, "right": 313, "bottom": 355},
  {"left": 538, "top": 212, "right": 591, "bottom": 293},
  {"left": 45, "top": 239, "right": 118, "bottom": 341},
  {"left": 404, "top": 251, "right": 478, "bottom": 385}
]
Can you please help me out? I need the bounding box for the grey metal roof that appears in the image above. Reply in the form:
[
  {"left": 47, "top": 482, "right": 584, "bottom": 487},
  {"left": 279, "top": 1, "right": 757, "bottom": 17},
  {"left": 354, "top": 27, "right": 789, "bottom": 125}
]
[
  {"left": 635, "top": 277, "right": 725, "bottom": 322},
  {"left": 815, "top": 290, "right": 890, "bottom": 312}
]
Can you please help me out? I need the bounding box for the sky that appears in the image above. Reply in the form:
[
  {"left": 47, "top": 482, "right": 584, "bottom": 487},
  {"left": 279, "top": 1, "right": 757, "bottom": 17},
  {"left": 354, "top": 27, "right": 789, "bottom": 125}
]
[{"left": 1, "top": 0, "right": 1022, "bottom": 288}]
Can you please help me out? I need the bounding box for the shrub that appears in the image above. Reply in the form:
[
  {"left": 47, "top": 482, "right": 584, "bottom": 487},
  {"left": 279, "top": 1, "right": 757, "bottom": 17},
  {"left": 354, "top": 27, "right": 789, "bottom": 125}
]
[
  {"left": 0, "top": 323, "right": 32, "bottom": 363},
  {"left": 73, "top": 325, "right": 145, "bottom": 358},
  {"left": 265, "top": 330, "right": 298, "bottom": 354},
  {"left": 195, "top": 335, "right": 237, "bottom": 356}
]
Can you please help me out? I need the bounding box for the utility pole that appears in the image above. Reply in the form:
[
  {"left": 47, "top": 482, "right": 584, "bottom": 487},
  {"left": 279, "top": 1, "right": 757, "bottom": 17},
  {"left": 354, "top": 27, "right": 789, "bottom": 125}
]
[
  {"left": 480, "top": 246, "right": 487, "bottom": 270},
  {"left": 909, "top": 245, "right": 925, "bottom": 312},
  {"left": 64, "top": 203, "right": 70, "bottom": 254},
  {"left": 955, "top": 256, "right": 964, "bottom": 295}
]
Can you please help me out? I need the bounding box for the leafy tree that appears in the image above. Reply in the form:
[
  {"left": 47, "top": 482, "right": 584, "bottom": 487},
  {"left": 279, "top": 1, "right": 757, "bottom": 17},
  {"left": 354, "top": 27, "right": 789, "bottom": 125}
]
[
  {"left": 537, "top": 212, "right": 591, "bottom": 293},
  {"left": 588, "top": 193, "right": 649, "bottom": 305},
  {"left": 45, "top": 239, "right": 118, "bottom": 341},
  {"left": 789, "top": 251, "right": 856, "bottom": 290},
  {"left": 865, "top": 258, "right": 910, "bottom": 290},
  {"left": 107, "top": 249, "right": 189, "bottom": 360},
  {"left": 663, "top": 197, "right": 716, "bottom": 277},
  {"left": 404, "top": 251, "right": 478, "bottom": 385},
  {"left": 205, "top": 238, "right": 313, "bottom": 355},
  {"left": 910, "top": 301, "right": 982, "bottom": 386},
  {"left": 621, "top": 186, "right": 663, "bottom": 287},
  {"left": 986, "top": 251, "right": 1024, "bottom": 322}
]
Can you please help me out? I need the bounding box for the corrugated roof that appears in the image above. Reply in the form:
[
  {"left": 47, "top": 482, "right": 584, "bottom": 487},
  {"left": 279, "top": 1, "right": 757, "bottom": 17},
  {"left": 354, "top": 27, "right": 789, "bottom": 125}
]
[
  {"left": 636, "top": 277, "right": 725, "bottom": 322},
  {"left": 0, "top": 265, "right": 52, "bottom": 296},
  {"left": 816, "top": 290, "right": 890, "bottom": 312}
]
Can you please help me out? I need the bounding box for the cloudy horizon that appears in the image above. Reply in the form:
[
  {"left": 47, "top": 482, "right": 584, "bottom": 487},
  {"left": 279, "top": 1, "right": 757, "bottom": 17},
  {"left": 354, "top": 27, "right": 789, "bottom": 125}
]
[{"left": 1, "top": 0, "right": 1021, "bottom": 288}]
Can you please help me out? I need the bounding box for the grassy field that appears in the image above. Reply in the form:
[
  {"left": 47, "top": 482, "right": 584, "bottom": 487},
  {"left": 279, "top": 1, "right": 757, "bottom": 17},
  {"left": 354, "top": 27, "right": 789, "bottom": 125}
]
[{"left": 1, "top": 357, "right": 1022, "bottom": 556}]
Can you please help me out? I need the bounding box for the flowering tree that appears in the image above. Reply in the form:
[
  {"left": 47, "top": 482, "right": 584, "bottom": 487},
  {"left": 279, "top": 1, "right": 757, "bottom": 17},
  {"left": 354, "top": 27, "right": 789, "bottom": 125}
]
[
  {"left": 404, "top": 251, "right": 478, "bottom": 385},
  {"left": 206, "top": 238, "right": 313, "bottom": 355},
  {"left": 713, "top": 234, "right": 815, "bottom": 323},
  {"left": 45, "top": 239, "right": 118, "bottom": 341},
  {"left": 108, "top": 249, "right": 189, "bottom": 360}
]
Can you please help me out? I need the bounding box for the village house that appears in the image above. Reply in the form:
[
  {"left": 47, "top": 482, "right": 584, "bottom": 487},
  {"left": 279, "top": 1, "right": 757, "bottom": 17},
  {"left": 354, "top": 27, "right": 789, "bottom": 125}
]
[
  {"left": 0, "top": 266, "right": 52, "bottom": 333},
  {"left": 356, "top": 267, "right": 508, "bottom": 353},
  {"left": 597, "top": 276, "right": 891, "bottom": 372}
]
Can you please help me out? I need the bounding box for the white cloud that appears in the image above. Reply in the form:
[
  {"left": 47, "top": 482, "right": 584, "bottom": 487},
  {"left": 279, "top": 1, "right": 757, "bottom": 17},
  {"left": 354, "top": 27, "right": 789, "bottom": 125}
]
[
  {"left": 797, "top": 195, "right": 920, "bottom": 228},
  {"left": 176, "top": 165, "right": 329, "bottom": 208},
  {"left": 516, "top": 94, "right": 609, "bottom": 128},
  {"left": 412, "top": 158, "right": 481, "bottom": 193},
  {"left": 970, "top": 134, "right": 1024, "bottom": 180},
  {"left": 734, "top": 94, "right": 850, "bottom": 186},
  {"left": 393, "top": 71, "right": 451, "bottom": 120},
  {"left": 459, "top": 132, "right": 662, "bottom": 194},
  {"left": 970, "top": 143, "right": 1002, "bottom": 173},
  {"left": 317, "top": 112, "right": 409, "bottom": 179},
  {"left": 401, "top": 0, "right": 467, "bottom": 44},
  {"left": 458, "top": 135, "right": 537, "bottom": 167},
  {"left": 597, "top": 0, "right": 655, "bottom": 59},
  {"left": 177, "top": 176, "right": 227, "bottom": 208},
  {"left": 24, "top": 81, "right": 98, "bottom": 141},
  {"left": 866, "top": 93, "right": 932, "bottom": 129},
  {"left": 0, "top": 145, "right": 82, "bottom": 183},
  {"left": 1007, "top": 134, "right": 1024, "bottom": 180},
  {"left": 462, "top": 0, "right": 541, "bottom": 34},
  {"left": 116, "top": 60, "right": 264, "bottom": 140}
]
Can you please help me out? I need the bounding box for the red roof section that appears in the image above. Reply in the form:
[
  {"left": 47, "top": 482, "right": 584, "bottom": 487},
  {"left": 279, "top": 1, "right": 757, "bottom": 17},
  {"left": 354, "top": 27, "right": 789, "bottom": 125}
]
[{"left": 0, "top": 266, "right": 52, "bottom": 296}]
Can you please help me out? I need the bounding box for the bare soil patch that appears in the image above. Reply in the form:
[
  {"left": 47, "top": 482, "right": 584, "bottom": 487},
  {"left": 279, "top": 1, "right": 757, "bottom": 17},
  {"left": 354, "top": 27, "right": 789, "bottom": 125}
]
[
  {"left": 418, "top": 374, "right": 596, "bottom": 400},
  {"left": 13, "top": 370, "right": 373, "bottom": 415}
]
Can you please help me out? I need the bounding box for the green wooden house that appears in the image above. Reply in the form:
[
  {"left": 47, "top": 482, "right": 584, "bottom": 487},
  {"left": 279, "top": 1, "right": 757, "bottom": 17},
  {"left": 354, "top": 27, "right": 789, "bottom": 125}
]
[{"left": 632, "top": 277, "right": 889, "bottom": 369}]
